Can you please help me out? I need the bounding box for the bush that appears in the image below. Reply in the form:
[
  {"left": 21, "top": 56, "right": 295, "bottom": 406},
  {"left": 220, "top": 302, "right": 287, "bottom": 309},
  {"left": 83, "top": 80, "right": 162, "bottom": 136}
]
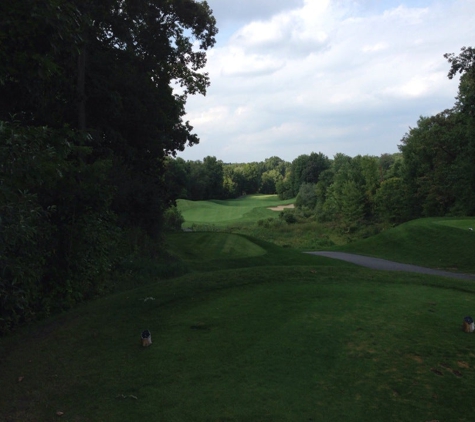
[
  {"left": 163, "top": 205, "right": 185, "bottom": 231},
  {"left": 280, "top": 210, "right": 297, "bottom": 224},
  {"left": 0, "top": 190, "right": 53, "bottom": 332},
  {"left": 190, "top": 223, "right": 220, "bottom": 232},
  {"left": 257, "top": 217, "right": 279, "bottom": 228},
  {"left": 0, "top": 121, "right": 119, "bottom": 334}
]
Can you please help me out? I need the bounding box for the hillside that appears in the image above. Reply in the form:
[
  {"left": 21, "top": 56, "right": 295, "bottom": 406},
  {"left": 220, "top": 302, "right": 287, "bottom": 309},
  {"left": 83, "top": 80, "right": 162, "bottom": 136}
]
[
  {"left": 333, "top": 217, "right": 475, "bottom": 273},
  {"left": 2, "top": 219, "right": 475, "bottom": 420}
]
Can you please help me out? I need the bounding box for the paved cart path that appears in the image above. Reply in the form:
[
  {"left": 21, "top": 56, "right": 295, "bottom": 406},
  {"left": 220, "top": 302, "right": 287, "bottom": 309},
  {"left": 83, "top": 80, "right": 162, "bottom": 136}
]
[{"left": 306, "top": 251, "right": 475, "bottom": 281}]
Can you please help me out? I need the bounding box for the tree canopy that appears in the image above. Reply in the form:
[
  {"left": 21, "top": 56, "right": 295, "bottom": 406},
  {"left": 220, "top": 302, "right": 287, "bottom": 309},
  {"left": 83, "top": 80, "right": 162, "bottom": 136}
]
[
  {"left": 1, "top": 0, "right": 218, "bottom": 234},
  {"left": 0, "top": 0, "right": 217, "bottom": 333}
]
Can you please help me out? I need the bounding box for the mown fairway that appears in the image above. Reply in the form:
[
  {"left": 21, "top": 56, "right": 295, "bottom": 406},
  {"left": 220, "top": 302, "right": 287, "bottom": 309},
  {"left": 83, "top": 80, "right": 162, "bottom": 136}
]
[
  {"left": 177, "top": 194, "right": 293, "bottom": 228},
  {"left": 2, "top": 220, "right": 475, "bottom": 421}
]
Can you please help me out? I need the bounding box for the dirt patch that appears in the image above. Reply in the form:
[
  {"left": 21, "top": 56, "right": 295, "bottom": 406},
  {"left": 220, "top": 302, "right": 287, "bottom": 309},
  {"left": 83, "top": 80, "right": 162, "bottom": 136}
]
[
  {"left": 408, "top": 354, "right": 424, "bottom": 364},
  {"left": 268, "top": 204, "right": 295, "bottom": 211}
]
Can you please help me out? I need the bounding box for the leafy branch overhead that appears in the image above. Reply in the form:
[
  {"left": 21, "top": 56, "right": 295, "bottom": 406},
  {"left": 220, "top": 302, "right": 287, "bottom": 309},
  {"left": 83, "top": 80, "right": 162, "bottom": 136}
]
[{"left": 444, "top": 46, "right": 475, "bottom": 79}]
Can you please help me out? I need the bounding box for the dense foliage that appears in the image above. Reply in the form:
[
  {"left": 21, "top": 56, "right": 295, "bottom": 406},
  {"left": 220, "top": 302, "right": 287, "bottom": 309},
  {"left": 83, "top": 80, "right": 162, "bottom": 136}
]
[
  {"left": 165, "top": 155, "right": 291, "bottom": 200},
  {"left": 165, "top": 153, "right": 332, "bottom": 201},
  {"left": 312, "top": 47, "right": 474, "bottom": 229},
  {"left": 0, "top": 0, "right": 217, "bottom": 334}
]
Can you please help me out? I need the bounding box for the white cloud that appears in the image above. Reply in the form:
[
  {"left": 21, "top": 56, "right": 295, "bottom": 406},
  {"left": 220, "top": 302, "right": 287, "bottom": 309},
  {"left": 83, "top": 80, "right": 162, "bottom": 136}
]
[
  {"left": 189, "top": 106, "right": 229, "bottom": 126},
  {"left": 178, "top": 0, "right": 475, "bottom": 163},
  {"left": 362, "top": 42, "right": 389, "bottom": 53},
  {"left": 219, "top": 48, "right": 286, "bottom": 77}
]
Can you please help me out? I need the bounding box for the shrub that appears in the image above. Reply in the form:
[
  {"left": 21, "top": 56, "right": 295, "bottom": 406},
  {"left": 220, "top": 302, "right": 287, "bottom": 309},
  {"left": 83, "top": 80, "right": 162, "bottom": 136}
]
[
  {"left": 280, "top": 210, "right": 297, "bottom": 224},
  {"left": 0, "top": 121, "right": 119, "bottom": 334},
  {"left": 0, "top": 190, "right": 53, "bottom": 332},
  {"left": 163, "top": 205, "right": 185, "bottom": 231}
]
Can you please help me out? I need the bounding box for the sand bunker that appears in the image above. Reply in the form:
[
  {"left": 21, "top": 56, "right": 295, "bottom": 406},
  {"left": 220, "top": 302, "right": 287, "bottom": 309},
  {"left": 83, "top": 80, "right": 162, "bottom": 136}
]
[{"left": 268, "top": 204, "right": 295, "bottom": 211}]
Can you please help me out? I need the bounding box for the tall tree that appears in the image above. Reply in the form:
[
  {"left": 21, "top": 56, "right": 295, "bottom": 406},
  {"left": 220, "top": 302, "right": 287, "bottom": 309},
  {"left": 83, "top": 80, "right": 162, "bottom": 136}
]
[
  {"left": 260, "top": 169, "right": 283, "bottom": 194},
  {"left": 164, "top": 157, "right": 189, "bottom": 199},
  {"left": 398, "top": 47, "right": 475, "bottom": 218},
  {"left": 264, "top": 156, "right": 288, "bottom": 176},
  {"left": 0, "top": 0, "right": 218, "bottom": 332},
  {"left": 290, "top": 152, "right": 330, "bottom": 196},
  {"left": 374, "top": 177, "right": 410, "bottom": 224},
  {"left": 399, "top": 112, "right": 464, "bottom": 216},
  {"left": 295, "top": 183, "right": 318, "bottom": 210},
  {"left": 240, "top": 163, "right": 261, "bottom": 194},
  {"left": 203, "top": 156, "right": 224, "bottom": 199},
  {"left": 0, "top": 0, "right": 82, "bottom": 125},
  {"left": 0, "top": 0, "right": 218, "bottom": 236}
]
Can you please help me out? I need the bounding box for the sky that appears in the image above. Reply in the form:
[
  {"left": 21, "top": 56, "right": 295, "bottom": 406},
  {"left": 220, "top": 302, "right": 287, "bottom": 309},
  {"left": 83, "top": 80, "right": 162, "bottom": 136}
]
[{"left": 176, "top": 0, "right": 475, "bottom": 164}]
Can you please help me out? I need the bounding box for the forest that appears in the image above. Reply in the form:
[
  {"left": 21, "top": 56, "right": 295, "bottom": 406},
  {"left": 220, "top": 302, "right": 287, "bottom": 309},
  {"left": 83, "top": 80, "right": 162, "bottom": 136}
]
[{"left": 0, "top": 0, "right": 474, "bottom": 335}]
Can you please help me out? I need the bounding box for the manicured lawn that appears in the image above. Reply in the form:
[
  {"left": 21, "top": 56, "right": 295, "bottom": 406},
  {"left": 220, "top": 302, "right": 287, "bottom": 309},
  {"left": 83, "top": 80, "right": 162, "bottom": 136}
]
[
  {"left": 177, "top": 194, "right": 294, "bottom": 227},
  {"left": 334, "top": 217, "right": 475, "bottom": 273},
  {"left": 2, "top": 218, "right": 475, "bottom": 421},
  {"left": 165, "top": 232, "right": 266, "bottom": 260},
  {"left": 164, "top": 232, "right": 349, "bottom": 272},
  {"left": 2, "top": 266, "right": 475, "bottom": 421},
  {"left": 436, "top": 218, "right": 475, "bottom": 231}
]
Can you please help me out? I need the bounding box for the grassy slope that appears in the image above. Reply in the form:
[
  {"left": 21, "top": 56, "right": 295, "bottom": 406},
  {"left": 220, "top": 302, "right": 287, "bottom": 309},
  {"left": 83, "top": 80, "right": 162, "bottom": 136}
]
[
  {"left": 3, "top": 216, "right": 475, "bottom": 420},
  {"left": 2, "top": 265, "right": 475, "bottom": 421},
  {"left": 333, "top": 217, "right": 475, "bottom": 273},
  {"left": 165, "top": 232, "right": 350, "bottom": 272},
  {"left": 177, "top": 194, "right": 294, "bottom": 227}
]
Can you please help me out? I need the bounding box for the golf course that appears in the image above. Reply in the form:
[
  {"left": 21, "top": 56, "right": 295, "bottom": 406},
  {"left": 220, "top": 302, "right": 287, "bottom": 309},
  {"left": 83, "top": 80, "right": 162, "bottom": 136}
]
[
  {"left": 3, "top": 1, "right": 475, "bottom": 420},
  {"left": 177, "top": 195, "right": 295, "bottom": 228},
  {"left": 1, "top": 196, "right": 475, "bottom": 421}
]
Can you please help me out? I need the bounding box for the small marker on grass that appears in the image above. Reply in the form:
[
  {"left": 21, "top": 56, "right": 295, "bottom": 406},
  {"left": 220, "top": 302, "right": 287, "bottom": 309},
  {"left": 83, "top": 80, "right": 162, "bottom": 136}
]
[
  {"left": 141, "top": 330, "right": 152, "bottom": 347},
  {"left": 462, "top": 316, "right": 474, "bottom": 332}
]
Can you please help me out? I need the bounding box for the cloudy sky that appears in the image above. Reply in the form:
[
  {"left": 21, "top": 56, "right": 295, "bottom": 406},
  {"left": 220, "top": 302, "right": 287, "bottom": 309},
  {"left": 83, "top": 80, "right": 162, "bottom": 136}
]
[{"left": 176, "top": 0, "right": 475, "bottom": 163}]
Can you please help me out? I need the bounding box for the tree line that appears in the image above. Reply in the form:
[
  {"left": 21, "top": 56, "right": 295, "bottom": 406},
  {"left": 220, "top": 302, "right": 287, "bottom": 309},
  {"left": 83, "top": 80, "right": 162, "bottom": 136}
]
[
  {"left": 165, "top": 155, "right": 288, "bottom": 200},
  {"left": 312, "top": 47, "right": 475, "bottom": 230},
  {"left": 167, "top": 47, "right": 475, "bottom": 232},
  {"left": 164, "top": 151, "right": 338, "bottom": 200},
  {"left": 0, "top": 0, "right": 217, "bottom": 334}
]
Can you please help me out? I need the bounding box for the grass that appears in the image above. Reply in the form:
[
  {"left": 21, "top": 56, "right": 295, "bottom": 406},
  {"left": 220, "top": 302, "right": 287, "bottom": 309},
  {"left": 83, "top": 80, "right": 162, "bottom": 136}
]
[
  {"left": 228, "top": 219, "right": 343, "bottom": 249},
  {"left": 2, "top": 264, "right": 475, "bottom": 421},
  {"left": 178, "top": 194, "right": 348, "bottom": 248},
  {"left": 177, "top": 194, "right": 294, "bottom": 228},
  {"left": 333, "top": 217, "right": 475, "bottom": 273},
  {"left": 164, "top": 232, "right": 348, "bottom": 272},
  {"left": 2, "top": 204, "right": 475, "bottom": 421},
  {"left": 166, "top": 232, "right": 267, "bottom": 261}
]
